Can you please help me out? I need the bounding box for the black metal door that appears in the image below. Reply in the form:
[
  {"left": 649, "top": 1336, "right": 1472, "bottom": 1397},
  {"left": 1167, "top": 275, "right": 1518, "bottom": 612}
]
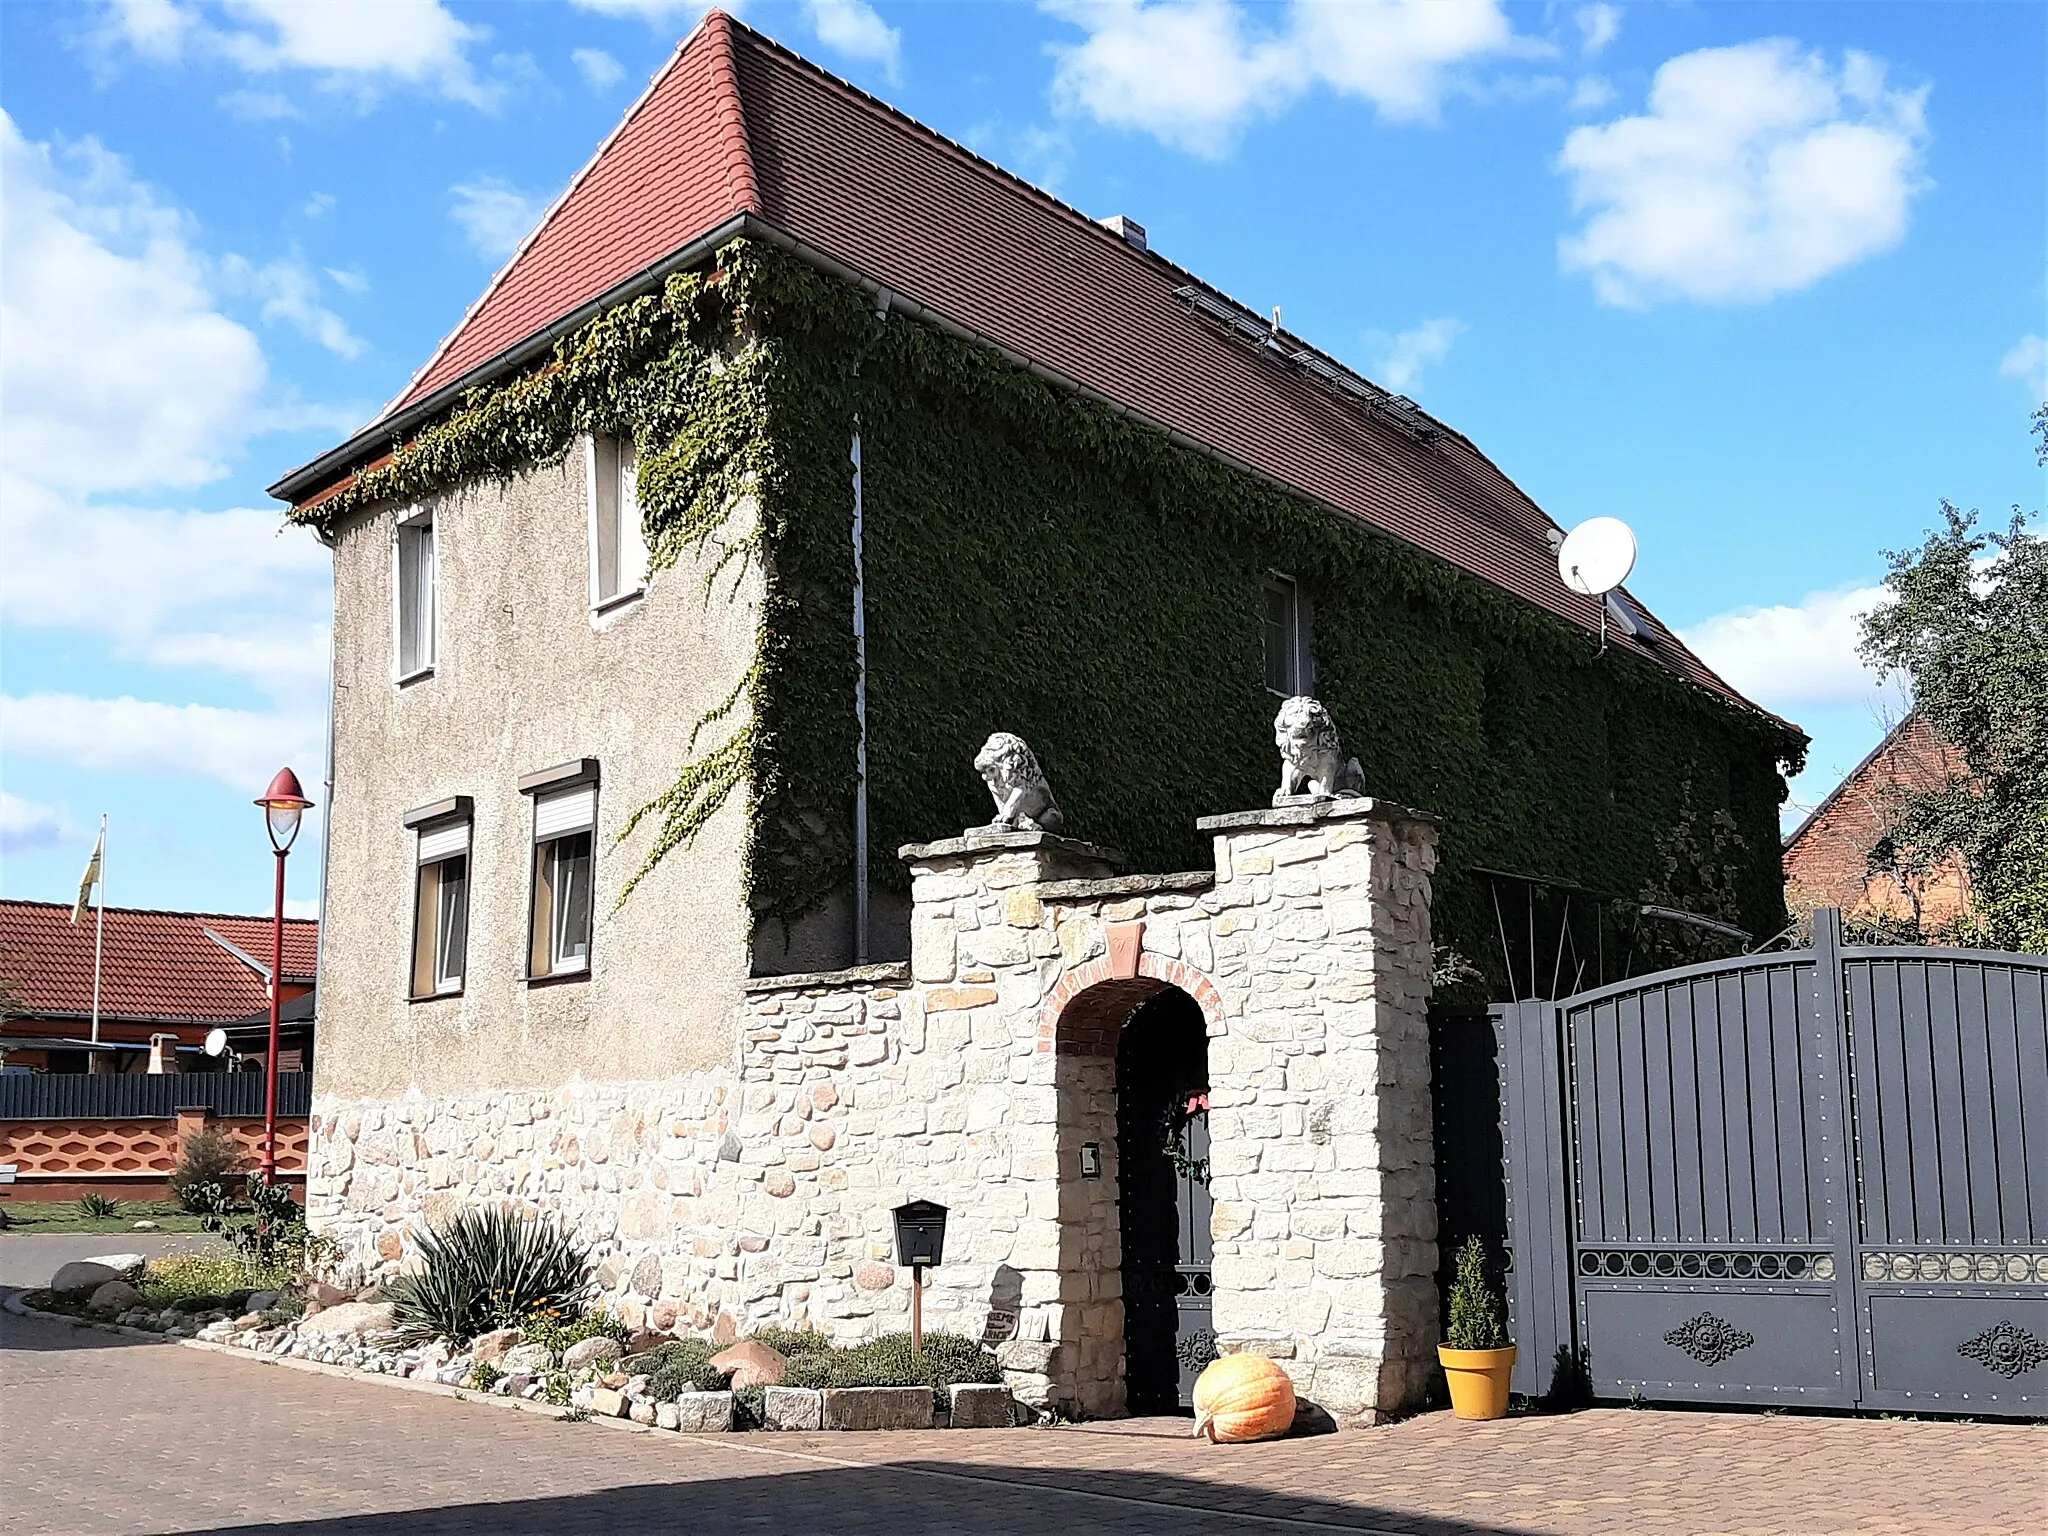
[
  {"left": 1498, "top": 910, "right": 2048, "bottom": 1416},
  {"left": 1172, "top": 1113, "right": 1217, "bottom": 1405}
]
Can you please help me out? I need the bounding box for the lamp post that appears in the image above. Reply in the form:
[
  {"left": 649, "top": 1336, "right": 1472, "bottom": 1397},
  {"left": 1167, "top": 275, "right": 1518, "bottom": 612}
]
[{"left": 254, "top": 767, "right": 313, "bottom": 1183}]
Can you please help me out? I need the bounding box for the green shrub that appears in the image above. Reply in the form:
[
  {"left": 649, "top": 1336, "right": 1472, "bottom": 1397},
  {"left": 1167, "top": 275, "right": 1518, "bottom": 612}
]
[
  {"left": 78, "top": 1193, "right": 119, "bottom": 1220},
  {"left": 520, "top": 1305, "right": 629, "bottom": 1359},
  {"left": 169, "top": 1128, "right": 247, "bottom": 1212},
  {"left": 1445, "top": 1236, "right": 1509, "bottom": 1351},
  {"left": 747, "top": 1326, "right": 830, "bottom": 1359},
  {"left": 386, "top": 1207, "right": 591, "bottom": 1345},
  {"left": 470, "top": 1361, "right": 503, "bottom": 1392},
  {"left": 733, "top": 1383, "right": 766, "bottom": 1430},
  {"left": 634, "top": 1339, "right": 726, "bottom": 1397},
  {"left": 138, "top": 1252, "right": 289, "bottom": 1309},
  {"left": 776, "top": 1331, "right": 1002, "bottom": 1410}
]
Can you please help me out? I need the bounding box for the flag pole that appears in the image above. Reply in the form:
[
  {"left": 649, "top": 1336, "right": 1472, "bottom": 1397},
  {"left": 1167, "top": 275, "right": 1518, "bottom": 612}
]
[{"left": 89, "top": 814, "right": 107, "bottom": 1047}]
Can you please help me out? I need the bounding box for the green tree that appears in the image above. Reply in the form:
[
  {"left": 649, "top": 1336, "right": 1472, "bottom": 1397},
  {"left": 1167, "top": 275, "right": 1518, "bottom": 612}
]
[{"left": 1858, "top": 432, "right": 2047, "bottom": 952}]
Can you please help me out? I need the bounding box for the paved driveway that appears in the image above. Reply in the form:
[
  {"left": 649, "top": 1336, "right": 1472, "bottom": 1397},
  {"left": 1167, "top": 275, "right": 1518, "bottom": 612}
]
[{"left": 3, "top": 1303, "right": 2040, "bottom": 1535}]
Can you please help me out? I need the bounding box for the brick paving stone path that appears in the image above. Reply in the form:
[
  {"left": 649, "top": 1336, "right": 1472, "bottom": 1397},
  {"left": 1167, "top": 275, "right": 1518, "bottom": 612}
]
[{"left": 5, "top": 1303, "right": 2042, "bottom": 1535}]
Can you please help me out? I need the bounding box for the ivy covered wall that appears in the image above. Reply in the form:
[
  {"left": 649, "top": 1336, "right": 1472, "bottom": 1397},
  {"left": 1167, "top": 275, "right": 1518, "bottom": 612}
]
[
  {"left": 750, "top": 251, "right": 1804, "bottom": 982},
  {"left": 298, "top": 240, "right": 1803, "bottom": 995}
]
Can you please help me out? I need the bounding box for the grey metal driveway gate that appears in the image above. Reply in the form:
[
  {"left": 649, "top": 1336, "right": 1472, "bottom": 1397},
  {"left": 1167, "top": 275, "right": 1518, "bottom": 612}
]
[{"left": 1496, "top": 910, "right": 2048, "bottom": 1416}]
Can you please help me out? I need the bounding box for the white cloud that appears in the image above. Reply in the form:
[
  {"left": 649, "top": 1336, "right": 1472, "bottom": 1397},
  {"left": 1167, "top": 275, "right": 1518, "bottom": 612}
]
[
  {"left": 221, "top": 252, "right": 364, "bottom": 357},
  {"left": 102, "top": 0, "right": 500, "bottom": 107},
  {"left": 1045, "top": 0, "right": 1515, "bottom": 157},
  {"left": 572, "top": 46, "right": 626, "bottom": 88},
  {"left": 1999, "top": 333, "right": 2046, "bottom": 399},
  {"left": 1679, "top": 583, "right": 1890, "bottom": 712},
  {"left": 0, "top": 111, "right": 335, "bottom": 791},
  {"left": 325, "top": 264, "right": 368, "bottom": 294},
  {"left": 0, "top": 792, "right": 72, "bottom": 855},
  {"left": 1558, "top": 40, "right": 1929, "bottom": 306},
  {"left": 284, "top": 896, "right": 321, "bottom": 919},
  {"left": 0, "top": 693, "right": 322, "bottom": 792},
  {"left": 1569, "top": 75, "right": 1613, "bottom": 112},
  {"left": 450, "top": 178, "right": 546, "bottom": 261},
  {"left": 302, "top": 191, "right": 336, "bottom": 218},
  {"left": 805, "top": 0, "right": 901, "bottom": 80},
  {"left": 1573, "top": 3, "right": 1619, "bottom": 59},
  {"left": 1, "top": 111, "right": 268, "bottom": 492},
  {"left": 1364, "top": 316, "right": 1466, "bottom": 393},
  {"left": 218, "top": 87, "right": 302, "bottom": 120}
]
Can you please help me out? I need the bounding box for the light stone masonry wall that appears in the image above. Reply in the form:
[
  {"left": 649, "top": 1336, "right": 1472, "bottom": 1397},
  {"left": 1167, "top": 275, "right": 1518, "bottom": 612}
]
[{"left": 308, "top": 799, "right": 1440, "bottom": 1423}]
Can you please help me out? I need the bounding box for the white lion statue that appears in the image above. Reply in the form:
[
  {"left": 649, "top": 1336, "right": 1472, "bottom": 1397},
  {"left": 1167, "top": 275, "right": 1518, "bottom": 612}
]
[
  {"left": 974, "top": 732, "right": 1065, "bottom": 833},
  {"left": 1273, "top": 696, "right": 1366, "bottom": 805}
]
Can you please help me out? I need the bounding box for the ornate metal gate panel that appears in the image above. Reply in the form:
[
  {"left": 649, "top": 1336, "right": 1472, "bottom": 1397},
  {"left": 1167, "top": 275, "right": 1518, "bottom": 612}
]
[
  {"left": 1173, "top": 1113, "right": 1217, "bottom": 1405},
  {"left": 1498, "top": 911, "right": 2048, "bottom": 1416}
]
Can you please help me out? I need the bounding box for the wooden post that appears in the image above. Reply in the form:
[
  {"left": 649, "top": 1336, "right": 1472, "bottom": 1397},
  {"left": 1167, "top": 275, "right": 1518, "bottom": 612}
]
[{"left": 912, "top": 1263, "right": 924, "bottom": 1354}]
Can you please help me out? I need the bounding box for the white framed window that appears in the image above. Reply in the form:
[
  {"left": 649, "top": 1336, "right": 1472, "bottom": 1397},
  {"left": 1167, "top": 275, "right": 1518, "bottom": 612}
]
[
  {"left": 523, "top": 770, "right": 597, "bottom": 979},
  {"left": 404, "top": 799, "right": 472, "bottom": 999},
  {"left": 587, "top": 435, "right": 649, "bottom": 613},
  {"left": 1263, "top": 573, "right": 1312, "bottom": 696},
  {"left": 394, "top": 512, "right": 437, "bottom": 681}
]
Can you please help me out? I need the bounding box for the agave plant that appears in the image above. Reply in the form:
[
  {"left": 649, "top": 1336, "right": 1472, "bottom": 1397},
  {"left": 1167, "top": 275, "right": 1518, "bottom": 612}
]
[
  {"left": 79, "top": 1192, "right": 120, "bottom": 1220},
  {"left": 388, "top": 1206, "right": 591, "bottom": 1346}
]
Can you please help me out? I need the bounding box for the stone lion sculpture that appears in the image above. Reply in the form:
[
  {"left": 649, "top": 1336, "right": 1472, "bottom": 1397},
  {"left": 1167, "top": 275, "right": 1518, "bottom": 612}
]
[
  {"left": 974, "top": 732, "right": 1065, "bottom": 833},
  {"left": 1272, "top": 696, "right": 1366, "bottom": 806}
]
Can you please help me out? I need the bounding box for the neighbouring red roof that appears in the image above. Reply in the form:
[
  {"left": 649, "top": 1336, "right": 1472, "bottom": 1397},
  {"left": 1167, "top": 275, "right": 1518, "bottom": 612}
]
[
  {"left": 286, "top": 11, "right": 1778, "bottom": 721},
  {"left": 0, "top": 901, "right": 317, "bottom": 1026}
]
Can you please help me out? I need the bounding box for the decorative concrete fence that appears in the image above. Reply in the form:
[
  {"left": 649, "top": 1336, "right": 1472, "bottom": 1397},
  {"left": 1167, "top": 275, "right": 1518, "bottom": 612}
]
[
  {"left": 0, "top": 1072, "right": 309, "bottom": 1202},
  {"left": 307, "top": 798, "right": 1440, "bottom": 1425}
]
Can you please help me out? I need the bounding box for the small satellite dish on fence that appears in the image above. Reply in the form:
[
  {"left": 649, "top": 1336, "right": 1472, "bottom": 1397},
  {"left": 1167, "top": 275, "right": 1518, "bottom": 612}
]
[
  {"left": 204, "top": 1028, "right": 229, "bottom": 1057},
  {"left": 1556, "top": 517, "right": 1637, "bottom": 597}
]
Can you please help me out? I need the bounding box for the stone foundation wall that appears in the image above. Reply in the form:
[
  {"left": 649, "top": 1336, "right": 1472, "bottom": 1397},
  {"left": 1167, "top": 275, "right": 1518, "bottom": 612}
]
[{"left": 308, "top": 799, "right": 1439, "bottom": 1423}]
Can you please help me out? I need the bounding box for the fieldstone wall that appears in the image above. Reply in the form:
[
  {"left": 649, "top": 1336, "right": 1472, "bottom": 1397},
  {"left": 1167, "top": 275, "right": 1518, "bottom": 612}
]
[{"left": 307, "top": 798, "right": 1439, "bottom": 1424}]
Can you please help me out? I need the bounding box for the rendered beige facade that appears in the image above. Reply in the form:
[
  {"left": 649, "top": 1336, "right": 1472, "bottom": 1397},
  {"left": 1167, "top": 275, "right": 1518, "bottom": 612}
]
[{"left": 318, "top": 443, "right": 761, "bottom": 1100}]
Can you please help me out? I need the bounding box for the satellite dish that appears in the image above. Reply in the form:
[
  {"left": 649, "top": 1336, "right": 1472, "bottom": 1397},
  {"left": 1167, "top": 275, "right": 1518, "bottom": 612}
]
[
  {"left": 1557, "top": 517, "right": 1637, "bottom": 597},
  {"left": 204, "top": 1028, "right": 229, "bottom": 1058}
]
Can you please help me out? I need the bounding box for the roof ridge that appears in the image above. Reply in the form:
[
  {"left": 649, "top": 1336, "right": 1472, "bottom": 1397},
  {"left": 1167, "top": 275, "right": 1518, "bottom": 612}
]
[{"left": 0, "top": 898, "right": 318, "bottom": 925}]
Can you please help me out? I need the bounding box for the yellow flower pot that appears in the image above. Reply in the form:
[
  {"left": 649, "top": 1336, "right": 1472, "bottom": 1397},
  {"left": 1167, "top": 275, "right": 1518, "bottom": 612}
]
[{"left": 1438, "top": 1343, "right": 1516, "bottom": 1420}]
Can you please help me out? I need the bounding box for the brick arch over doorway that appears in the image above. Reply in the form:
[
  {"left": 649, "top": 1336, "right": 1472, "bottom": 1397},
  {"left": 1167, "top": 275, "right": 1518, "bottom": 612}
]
[{"left": 1040, "top": 954, "right": 1224, "bottom": 1056}]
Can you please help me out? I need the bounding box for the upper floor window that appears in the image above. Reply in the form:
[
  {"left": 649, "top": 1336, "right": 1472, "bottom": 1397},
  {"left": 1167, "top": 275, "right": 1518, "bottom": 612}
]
[
  {"left": 520, "top": 760, "right": 599, "bottom": 980},
  {"left": 1263, "top": 573, "right": 1312, "bottom": 696},
  {"left": 588, "top": 435, "right": 649, "bottom": 612},
  {"left": 395, "top": 514, "right": 437, "bottom": 680}
]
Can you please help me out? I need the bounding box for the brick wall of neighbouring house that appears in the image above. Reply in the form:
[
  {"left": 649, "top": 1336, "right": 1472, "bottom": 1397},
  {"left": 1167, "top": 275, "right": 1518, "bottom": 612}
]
[
  {"left": 0, "top": 1108, "right": 306, "bottom": 1203},
  {"left": 1784, "top": 715, "right": 1974, "bottom": 927}
]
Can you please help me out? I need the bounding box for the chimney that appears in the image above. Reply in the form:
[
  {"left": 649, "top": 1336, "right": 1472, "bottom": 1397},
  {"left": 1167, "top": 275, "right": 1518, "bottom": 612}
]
[{"left": 1098, "top": 214, "right": 1147, "bottom": 251}]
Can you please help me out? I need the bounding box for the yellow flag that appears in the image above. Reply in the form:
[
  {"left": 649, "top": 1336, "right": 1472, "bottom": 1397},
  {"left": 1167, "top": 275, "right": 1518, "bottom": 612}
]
[{"left": 71, "top": 829, "right": 103, "bottom": 924}]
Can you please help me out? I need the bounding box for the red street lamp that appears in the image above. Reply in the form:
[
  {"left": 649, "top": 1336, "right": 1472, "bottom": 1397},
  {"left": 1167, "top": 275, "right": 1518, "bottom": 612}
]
[{"left": 254, "top": 767, "right": 313, "bottom": 1183}]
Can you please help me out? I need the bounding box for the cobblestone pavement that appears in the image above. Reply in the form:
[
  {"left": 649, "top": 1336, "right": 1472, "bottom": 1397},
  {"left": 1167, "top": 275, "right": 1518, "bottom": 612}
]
[{"left": 5, "top": 1304, "right": 2041, "bottom": 1536}]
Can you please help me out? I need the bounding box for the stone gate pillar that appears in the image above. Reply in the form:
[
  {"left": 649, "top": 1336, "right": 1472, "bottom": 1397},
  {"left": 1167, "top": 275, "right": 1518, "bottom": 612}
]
[
  {"left": 1192, "top": 799, "right": 1440, "bottom": 1423},
  {"left": 896, "top": 828, "right": 1123, "bottom": 1412}
]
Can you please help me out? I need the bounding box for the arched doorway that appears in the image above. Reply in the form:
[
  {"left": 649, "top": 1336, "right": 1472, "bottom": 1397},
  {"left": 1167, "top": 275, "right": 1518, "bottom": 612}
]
[{"left": 1115, "top": 987, "right": 1212, "bottom": 1413}]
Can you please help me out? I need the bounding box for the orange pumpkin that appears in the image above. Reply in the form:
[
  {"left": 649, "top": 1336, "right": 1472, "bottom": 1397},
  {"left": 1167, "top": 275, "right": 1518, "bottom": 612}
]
[{"left": 1191, "top": 1352, "right": 1296, "bottom": 1443}]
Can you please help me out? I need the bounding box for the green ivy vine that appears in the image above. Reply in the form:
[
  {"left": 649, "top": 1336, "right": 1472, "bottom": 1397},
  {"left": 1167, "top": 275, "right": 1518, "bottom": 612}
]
[{"left": 298, "top": 238, "right": 1806, "bottom": 981}]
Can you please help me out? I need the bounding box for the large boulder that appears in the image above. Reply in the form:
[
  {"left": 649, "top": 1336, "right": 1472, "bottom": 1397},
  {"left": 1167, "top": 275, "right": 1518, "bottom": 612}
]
[
  {"left": 471, "top": 1327, "right": 523, "bottom": 1364},
  {"left": 295, "top": 1301, "right": 396, "bottom": 1337},
  {"left": 49, "top": 1257, "right": 142, "bottom": 1298},
  {"left": 305, "top": 1280, "right": 354, "bottom": 1309},
  {"left": 87, "top": 1280, "right": 144, "bottom": 1313},
  {"left": 562, "top": 1335, "right": 624, "bottom": 1372},
  {"left": 501, "top": 1342, "right": 556, "bottom": 1373},
  {"left": 710, "top": 1339, "right": 788, "bottom": 1389}
]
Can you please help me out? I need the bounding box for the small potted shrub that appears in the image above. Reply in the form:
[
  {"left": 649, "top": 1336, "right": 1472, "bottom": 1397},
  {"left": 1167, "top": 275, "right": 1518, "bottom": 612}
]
[{"left": 1439, "top": 1235, "right": 1515, "bottom": 1420}]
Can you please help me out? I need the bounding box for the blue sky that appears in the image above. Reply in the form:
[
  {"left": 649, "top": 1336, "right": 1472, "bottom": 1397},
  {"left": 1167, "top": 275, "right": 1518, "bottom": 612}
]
[{"left": 1, "top": 0, "right": 2042, "bottom": 918}]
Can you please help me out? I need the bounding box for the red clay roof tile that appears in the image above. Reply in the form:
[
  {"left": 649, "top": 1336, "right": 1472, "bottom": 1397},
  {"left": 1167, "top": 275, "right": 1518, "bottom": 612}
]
[
  {"left": 340, "top": 11, "right": 1773, "bottom": 720},
  {"left": 0, "top": 900, "right": 317, "bottom": 1026}
]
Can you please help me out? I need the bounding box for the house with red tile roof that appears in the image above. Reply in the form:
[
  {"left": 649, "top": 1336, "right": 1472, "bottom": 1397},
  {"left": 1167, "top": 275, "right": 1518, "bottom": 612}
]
[
  {"left": 266, "top": 14, "right": 1805, "bottom": 1419},
  {"left": 0, "top": 900, "right": 316, "bottom": 1074}
]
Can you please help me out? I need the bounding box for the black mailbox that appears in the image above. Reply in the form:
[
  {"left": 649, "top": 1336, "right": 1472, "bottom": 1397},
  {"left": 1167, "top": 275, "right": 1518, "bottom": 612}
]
[{"left": 892, "top": 1199, "right": 948, "bottom": 1268}]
